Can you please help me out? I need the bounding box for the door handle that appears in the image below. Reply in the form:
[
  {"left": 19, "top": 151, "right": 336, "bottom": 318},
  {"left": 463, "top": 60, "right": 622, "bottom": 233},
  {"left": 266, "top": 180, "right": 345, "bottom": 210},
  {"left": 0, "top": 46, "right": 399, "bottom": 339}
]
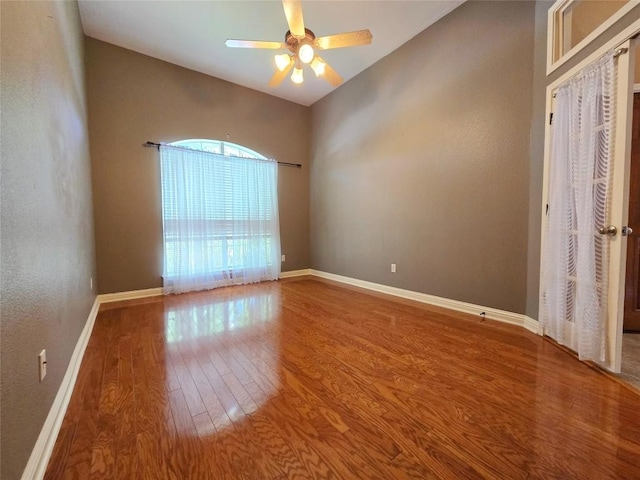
[
  {"left": 598, "top": 225, "right": 617, "bottom": 236},
  {"left": 622, "top": 226, "right": 633, "bottom": 236}
]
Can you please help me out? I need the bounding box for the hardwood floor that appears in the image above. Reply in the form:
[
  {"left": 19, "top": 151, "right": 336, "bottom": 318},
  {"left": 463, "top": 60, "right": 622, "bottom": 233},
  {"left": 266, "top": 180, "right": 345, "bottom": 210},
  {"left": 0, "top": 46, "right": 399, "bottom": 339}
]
[{"left": 45, "top": 277, "right": 640, "bottom": 479}]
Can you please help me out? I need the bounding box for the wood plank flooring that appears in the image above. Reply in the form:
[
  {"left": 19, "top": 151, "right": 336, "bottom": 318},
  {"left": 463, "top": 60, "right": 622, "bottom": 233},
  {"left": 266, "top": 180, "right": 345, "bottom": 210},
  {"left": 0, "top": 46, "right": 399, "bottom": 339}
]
[{"left": 45, "top": 277, "right": 640, "bottom": 479}]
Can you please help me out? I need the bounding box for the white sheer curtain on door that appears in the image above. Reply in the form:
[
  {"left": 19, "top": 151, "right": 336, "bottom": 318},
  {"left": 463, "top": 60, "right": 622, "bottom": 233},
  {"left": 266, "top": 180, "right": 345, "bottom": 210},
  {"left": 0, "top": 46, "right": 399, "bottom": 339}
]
[
  {"left": 160, "top": 144, "right": 281, "bottom": 294},
  {"left": 541, "top": 51, "right": 616, "bottom": 362}
]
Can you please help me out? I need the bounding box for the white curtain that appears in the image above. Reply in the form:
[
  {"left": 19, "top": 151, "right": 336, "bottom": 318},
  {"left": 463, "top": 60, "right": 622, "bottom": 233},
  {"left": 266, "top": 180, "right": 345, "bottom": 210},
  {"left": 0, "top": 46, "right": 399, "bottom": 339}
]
[
  {"left": 541, "top": 51, "right": 616, "bottom": 362},
  {"left": 160, "top": 144, "right": 281, "bottom": 294}
]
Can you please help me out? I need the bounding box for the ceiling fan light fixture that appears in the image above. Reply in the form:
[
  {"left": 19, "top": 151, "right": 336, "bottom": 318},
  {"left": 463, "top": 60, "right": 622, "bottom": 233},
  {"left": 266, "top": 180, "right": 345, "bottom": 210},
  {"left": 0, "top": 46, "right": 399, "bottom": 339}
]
[
  {"left": 226, "top": 0, "right": 368, "bottom": 89},
  {"left": 310, "top": 57, "right": 325, "bottom": 76},
  {"left": 298, "top": 43, "right": 314, "bottom": 64},
  {"left": 275, "top": 53, "right": 291, "bottom": 71},
  {"left": 291, "top": 66, "right": 304, "bottom": 84}
]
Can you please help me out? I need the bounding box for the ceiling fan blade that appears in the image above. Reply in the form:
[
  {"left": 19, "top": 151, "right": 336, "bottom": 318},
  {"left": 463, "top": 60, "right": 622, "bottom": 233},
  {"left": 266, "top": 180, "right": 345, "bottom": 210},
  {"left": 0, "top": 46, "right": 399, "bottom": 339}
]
[
  {"left": 225, "top": 39, "right": 285, "bottom": 49},
  {"left": 315, "top": 30, "right": 373, "bottom": 50},
  {"left": 282, "top": 0, "right": 305, "bottom": 38},
  {"left": 315, "top": 55, "right": 343, "bottom": 87},
  {"left": 268, "top": 58, "right": 295, "bottom": 87}
]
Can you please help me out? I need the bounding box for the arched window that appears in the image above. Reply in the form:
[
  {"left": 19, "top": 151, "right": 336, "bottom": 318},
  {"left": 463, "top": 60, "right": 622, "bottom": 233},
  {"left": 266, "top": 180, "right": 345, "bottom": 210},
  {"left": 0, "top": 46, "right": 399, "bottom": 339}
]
[
  {"left": 160, "top": 139, "right": 281, "bottom": 294},
  {"left": 170, "top": 139, "right": 267, "bottom": 159}
]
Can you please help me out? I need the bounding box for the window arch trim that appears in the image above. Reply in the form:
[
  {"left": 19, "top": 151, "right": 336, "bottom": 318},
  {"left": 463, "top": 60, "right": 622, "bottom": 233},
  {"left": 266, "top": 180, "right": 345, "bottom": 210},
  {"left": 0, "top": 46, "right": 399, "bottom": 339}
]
[{"left": 169, "top": 138, "right": 268, "bottom": 160}]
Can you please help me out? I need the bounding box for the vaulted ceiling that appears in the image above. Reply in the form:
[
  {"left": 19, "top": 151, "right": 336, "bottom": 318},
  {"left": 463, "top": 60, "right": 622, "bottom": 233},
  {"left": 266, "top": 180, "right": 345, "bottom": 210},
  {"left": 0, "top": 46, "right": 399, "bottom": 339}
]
[{"left": 79, "top": 1, "right": 466, "bottom": 106}]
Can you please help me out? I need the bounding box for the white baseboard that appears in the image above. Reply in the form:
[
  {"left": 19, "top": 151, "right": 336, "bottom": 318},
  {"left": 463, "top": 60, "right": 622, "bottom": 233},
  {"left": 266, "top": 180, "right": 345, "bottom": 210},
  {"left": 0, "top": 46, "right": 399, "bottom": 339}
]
[
  {"left": 279, "top": 269, "right": 312, "bottom": 279},
  {"left": 524, "top": 316, "right": 541, "bottom": 334},
  {"left": 309, "top": 269, "right": 540, "bottom": 333},
  {"left": 98, "top": 287, "right": 163, "bottom": 303},
  {"left": 21, "top": 296, "right": 100, "bottom": 480}
]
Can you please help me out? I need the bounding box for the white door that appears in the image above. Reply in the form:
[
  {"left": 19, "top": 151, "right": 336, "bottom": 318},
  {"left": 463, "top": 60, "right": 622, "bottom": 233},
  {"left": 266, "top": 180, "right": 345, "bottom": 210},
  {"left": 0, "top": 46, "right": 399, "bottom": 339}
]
[{"left": 540, "top": 39, "right": 636, "bottom": 372}]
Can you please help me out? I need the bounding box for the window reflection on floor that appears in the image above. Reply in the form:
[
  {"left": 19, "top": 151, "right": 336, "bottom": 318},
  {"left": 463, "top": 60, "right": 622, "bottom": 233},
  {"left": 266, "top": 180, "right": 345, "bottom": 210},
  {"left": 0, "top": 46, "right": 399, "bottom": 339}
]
[
  {"left": 165, "top": 291, "right": 277, "bottom": 343},
  {"left": 161, "top": 284, "right": 282, "bottom": 436}
]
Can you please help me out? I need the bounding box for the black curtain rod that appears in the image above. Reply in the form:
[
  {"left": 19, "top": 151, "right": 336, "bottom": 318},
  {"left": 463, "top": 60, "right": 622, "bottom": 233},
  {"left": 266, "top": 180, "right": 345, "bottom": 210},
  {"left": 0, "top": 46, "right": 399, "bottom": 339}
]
[{"left": 143, "top": 141, "right": 302, "bottom": 168}]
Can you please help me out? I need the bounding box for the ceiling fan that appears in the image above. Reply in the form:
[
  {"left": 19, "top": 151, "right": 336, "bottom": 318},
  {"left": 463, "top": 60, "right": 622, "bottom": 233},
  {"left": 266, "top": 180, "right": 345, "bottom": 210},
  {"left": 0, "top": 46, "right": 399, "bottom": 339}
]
[{"left": 225, "top": 0, "right": 372, "bottom": 88}]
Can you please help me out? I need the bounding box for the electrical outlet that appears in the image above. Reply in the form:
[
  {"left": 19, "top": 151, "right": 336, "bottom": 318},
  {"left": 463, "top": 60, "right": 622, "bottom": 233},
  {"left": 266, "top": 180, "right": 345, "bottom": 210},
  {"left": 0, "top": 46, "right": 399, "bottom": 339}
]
[
  {"left": 38, "top": 350, "right": 47, "bottom": 382},
  {"left": 281, "top": 254, "right": 286, "bottom": 262},
  {"left": 391, "top": 263, "right": 397, "bottom": 273}
]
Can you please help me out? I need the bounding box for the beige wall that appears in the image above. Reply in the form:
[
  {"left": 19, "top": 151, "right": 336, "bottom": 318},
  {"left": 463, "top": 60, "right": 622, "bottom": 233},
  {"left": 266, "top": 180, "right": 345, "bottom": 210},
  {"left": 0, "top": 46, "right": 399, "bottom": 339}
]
[
  {"left": 310, "top": 1, "right": 534, "bottom": 314},
  {"left": 85, "top": 39, "right": 311, "bottom": 294},
  {"left": 526, "top": 1, "right": 555, "bottom": 319},
  {"left": 0, "top": 2, "right": 97, "bottom": 478}
]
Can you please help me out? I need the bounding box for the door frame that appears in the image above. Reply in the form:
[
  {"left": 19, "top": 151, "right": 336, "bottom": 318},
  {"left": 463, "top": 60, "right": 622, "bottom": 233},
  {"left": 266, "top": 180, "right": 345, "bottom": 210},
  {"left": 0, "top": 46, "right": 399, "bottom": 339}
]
[{"left": 539, "top": 19, "right": 640, "bottom": 373}]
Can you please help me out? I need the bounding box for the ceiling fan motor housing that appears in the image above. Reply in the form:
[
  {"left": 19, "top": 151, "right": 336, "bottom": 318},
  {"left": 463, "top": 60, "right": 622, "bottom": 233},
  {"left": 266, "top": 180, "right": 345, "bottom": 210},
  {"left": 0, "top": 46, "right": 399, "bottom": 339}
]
[{"left": 285, "top": 28, "right": 316, "bottom": 53}]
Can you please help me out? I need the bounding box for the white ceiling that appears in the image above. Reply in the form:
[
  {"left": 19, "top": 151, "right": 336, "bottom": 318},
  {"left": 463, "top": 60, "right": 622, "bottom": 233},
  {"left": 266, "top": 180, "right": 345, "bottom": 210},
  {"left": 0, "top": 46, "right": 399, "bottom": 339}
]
[{"left": 78, "top": 1, "right": 465, "bottom": 106}]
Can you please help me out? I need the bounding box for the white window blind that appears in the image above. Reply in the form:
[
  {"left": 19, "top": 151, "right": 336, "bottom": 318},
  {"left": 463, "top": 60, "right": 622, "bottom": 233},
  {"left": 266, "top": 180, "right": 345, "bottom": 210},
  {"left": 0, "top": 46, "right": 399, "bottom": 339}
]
[{"left": 160, "top": 140, "right": 281, "bottom": 294}]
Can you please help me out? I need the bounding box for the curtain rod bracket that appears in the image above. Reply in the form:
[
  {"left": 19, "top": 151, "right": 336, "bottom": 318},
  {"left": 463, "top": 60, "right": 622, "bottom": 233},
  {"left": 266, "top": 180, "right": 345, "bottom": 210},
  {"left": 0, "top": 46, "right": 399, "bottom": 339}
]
[{"left": 613, "top": 47, "right": 628, "bottom": 58}]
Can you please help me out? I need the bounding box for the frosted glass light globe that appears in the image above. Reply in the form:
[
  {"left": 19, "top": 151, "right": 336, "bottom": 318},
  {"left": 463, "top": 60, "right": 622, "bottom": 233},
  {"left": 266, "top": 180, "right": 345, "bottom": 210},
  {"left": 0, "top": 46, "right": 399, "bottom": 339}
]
[
  {"left": 298, "top": 44, "right": 314, "bottom": 64},
  {"left": 291, "top": 67, "right": 304, "bottom": 84},
  {"left": 310, "top": 57, "right": 325, "bottom": 76},
  {"left": 274, "top": 54, "right": 291, "bottom": 71}
]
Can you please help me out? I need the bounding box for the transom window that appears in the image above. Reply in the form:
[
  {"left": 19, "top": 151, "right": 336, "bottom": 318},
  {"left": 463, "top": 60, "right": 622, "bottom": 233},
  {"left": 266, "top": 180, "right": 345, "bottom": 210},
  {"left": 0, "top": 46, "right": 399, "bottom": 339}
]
[{"left": 547, "top": 0, "right": 636, "bottom": 74}]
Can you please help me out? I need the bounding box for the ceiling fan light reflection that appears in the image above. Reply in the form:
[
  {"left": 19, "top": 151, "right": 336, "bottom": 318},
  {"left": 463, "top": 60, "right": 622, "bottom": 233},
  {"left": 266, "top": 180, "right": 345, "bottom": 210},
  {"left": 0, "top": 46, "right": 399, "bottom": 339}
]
[
  {"left": 291, "top": 66, "right": 304, "bottom": 84},
  {"left": 310, "top": 57, "right": 325, "bottom": 76},
  {"left": 274, "top": 53, "right": 291, "bottom": 71},
  {"left": 298, "top": 44, "right": 314, "bottom": 64}
]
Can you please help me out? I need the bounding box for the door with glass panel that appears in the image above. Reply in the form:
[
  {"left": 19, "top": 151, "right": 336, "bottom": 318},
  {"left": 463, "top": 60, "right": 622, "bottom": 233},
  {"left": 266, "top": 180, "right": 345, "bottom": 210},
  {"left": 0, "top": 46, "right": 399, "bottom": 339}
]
[{"left": 541, "top": 40, "right": 636, "bottom": 372}]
